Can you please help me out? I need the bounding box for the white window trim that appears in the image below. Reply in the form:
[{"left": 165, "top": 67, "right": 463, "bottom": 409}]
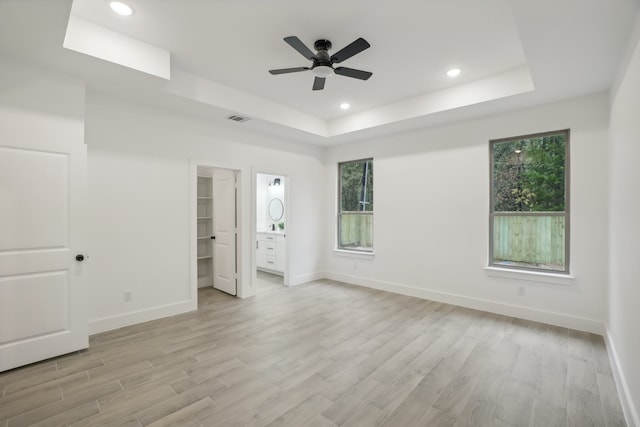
[
  {"left": 333, "top": 249, "right": 375, "bottom": 258},
  {"left": 489, "top": 129, "right": 570, "bottom": 274},
  {"left": 337, "top": 158, "right": 374, "bottom": 252},
  {"left": 484, "top": 266, "right": 574, "bottom": 286}
]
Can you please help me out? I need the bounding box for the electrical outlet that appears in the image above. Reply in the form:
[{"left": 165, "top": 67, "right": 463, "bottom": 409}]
[
  {"left": 124, "top": 290, "right": 132, "bottom": 302},
  {"left": 518, "top": 286, "right": 526, "bottom": 296}
]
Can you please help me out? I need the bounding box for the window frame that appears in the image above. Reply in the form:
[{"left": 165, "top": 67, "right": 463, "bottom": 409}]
[
  {"left": 489, "top": 129, "right": 570, "bottom": 274},
  {"left": 337, "top": 158, "right": 374, "bottom": 253}
]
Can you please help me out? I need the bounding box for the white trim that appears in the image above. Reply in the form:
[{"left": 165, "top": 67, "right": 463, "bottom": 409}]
[
  {"left": 88, "top": 300, "right": 194, "bottom": 335},
  {"left": 190, "top": 159, "right": 246, "bottom": 299},
  {"left": 289, "top": 272, "right": 325, "bottom": 287},
  {"left": 484, "top": 266, "right": 574, "bottom": 286},
  {"left": 325, "top": 271, "right": 603, "bottom": 334},
  {"left": 332, "top": 249, "right": 375, "bottom": 259},
  {"left": 604, "top": 326, "right": 639, "bottom": 427}
]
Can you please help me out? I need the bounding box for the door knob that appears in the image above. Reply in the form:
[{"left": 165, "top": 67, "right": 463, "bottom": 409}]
[{"left": 75, "top": 254, "right": 85, "bottom": 262}]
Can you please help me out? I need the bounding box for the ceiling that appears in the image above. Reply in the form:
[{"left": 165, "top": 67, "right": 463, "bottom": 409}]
[{"left": 0, "top": 0, "right": 638, "bottom": 145}]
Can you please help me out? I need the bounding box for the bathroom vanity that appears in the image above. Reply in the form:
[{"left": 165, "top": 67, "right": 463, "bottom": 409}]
[{"left": 256, "top": 231, "right": 286, "bottom": 275}]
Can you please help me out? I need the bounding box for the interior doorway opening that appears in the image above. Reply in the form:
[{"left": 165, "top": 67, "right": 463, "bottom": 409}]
[
  {"left": 195, "top": 165, "right": 240, "bottom": 299},
  {"left": 255, "top": 173, "right": 287, "bottom": 292}
]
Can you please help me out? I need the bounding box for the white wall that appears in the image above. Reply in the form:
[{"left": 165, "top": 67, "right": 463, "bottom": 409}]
[
  {"left": 608, "top": 20, "right": 640, "bottom": 426},
  {"left": 324, "top": 93, "right": 610, "bottom": 334},
  {"left": 256, "top": 173, "right": 269, "bottom": 230},
  {"left": 0, "top": 60, "right": 85, "bottom": 143},
  {"left": 85, "top": 91, "right": 325, "bottom": 333}
]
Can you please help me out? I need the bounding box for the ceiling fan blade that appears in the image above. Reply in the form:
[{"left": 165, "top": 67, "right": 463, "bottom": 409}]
[
  {"left": 284, "top": 36, "right": 317, "bottom": 60},
  {"left": 312, "top": 77, "right": 326, "bottom": 91},
  {"left": 330, "top": 38, "right": 370, "bottom": 63},
  {"left": 334, "top": 67, "right": 372, "bottom": 80},
  {"left": 269, "top": 67, "right": 310, "bottom": 75}
]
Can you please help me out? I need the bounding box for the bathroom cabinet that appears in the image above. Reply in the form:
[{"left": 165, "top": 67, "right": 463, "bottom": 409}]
[{"left": 257, "top": 232, "right": 285, "bottom": 275}]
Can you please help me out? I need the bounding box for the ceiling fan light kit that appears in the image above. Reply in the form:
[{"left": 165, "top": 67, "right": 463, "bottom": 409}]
[
  {"left": 269, "top": 36, "right": 372, "bottom": 91},
  {"left": 312, "top": 66, "right": 334, "bottom": 78}
]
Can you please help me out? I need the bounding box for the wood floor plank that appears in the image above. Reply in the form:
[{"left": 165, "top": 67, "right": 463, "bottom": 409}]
[
  {"left": 591, "top": 334, "right": 614, "bottom": 376},
  {"left": 529, "top": 398, "right": 567, "bottom": 427},
  {"left": 492, "top": 377, "right": 536, "bottom": 426},
  {"left": 0, "top": 279, "right": 627, "bottom": 427},
  {"left": 417, "top": 407, "right": 456, "bottom": 427},
  {"left": 137, "top": 377, "right": 225, "bottom": 425},
  {"left": 0, "top": 387, "right": 62, "bottom": 421},
  {"left": 380, "top": 385, "right": 438, "bottom": 427},
  {"left": 537, "top": 329, "right": 569, "bottom": 407},
  {"left": 369, "top": 374, "right": 423, "bottom": 413},
  {"left": 145, "top": 397, "right": 216, "bottom": 427},
  {"left": 341, "top": 403, "right": 383, "bottom": 427},
  {"left": 258, "top": 374, "right": 328, "bottom": 424},
  {"left": 302, "top": 414, "right": 338, "bottom": 427},
  {"left": 27, "top": 401, "right": 101, "bottom": 427},
  {"left": 321, "top": 378, "right": 385, "bottom": 426},
  {"left": 0, "top": 361, "right": 57, "bottom": 395},
  {"left": 72, "top": 385, "right": 176, "bottom": 426},
  {"left": 265, "top": 394, "right": 333, "bottom": 427},
  {"left": 597, "top": 373, "right": 627, "bottom": 427},
  {"left": 3, "top": 369, "right": 88, "bottom": 396},
  {"left": 171, "top": 359, "right": 242, "bottom": 394},
  {"left": 7, "top": 381, "right": 120, "bottom": 427},
  {"left": 566, "top": 357, "right": 607, "bottom": 427}
]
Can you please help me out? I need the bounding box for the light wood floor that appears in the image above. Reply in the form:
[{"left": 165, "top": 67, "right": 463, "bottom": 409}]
[
  {"left": 0, "top": 279, "right": 626, "bottom": 427},
  {"left": 256, "top": 271, "right": 284, "bottom": 295}
]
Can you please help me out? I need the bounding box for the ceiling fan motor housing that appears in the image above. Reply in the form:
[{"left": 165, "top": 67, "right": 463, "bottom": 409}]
[
  {"left": 313, "top": 40, "right": 333, "bottom": 69},
  {"left": 314, "top": 39, "right": 332, "bottom": 52}
]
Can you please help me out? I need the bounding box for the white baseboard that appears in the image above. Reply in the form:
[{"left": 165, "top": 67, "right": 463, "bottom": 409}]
[
  {"left": 605, "top": 327, "right": 639, "bottom": 427},
  {"left": 325, "top": 272, "right": 604, "bottom": 334},
  {"left": 288, "top": 272, "right": 325, "bottom": 287},
  {"left": 89, "top": 299, "right": 195, "bottom": 335}
]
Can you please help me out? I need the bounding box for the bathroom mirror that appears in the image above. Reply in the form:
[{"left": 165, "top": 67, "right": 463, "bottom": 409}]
[{"left": 268, "top": 198, "right": 284, "bottom": 221}]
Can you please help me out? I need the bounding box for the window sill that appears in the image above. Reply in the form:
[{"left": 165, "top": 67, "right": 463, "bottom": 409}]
[
  {"left": 484, "top": 266, "right": 574, "bottom": 286},
  {"left": 333, "top": 249, "right": 375, "bottom": 259}
]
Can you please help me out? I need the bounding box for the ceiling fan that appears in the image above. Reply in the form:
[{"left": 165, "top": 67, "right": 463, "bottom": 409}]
[{"left": 269, "top": 36, "right": 372, "bottom": 91}]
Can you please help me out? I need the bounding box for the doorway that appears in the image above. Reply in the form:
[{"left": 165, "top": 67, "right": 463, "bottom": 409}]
[
  {"left": 255, "top": 173, "right": 287, "bottom": 292},
  {"left": 195, "top": 165, "right": 240, "bottom": 298}
]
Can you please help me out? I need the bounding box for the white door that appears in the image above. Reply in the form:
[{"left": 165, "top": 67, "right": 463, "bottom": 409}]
[
  {"left": 212, "top": 169, "right": 237, "bottom": 295},
  {"left": 0, "top": 138, "right": 88, "bottom": 372}
]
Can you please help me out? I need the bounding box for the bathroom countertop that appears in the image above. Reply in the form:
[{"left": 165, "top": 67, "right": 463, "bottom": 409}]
[{"left": 257, "top": 230, "right": 286, "bottom": 235}]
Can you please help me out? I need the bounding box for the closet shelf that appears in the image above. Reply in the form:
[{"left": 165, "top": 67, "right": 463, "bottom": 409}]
[{"left": 197, "top": 175, "right": 214, "bottom": 288}]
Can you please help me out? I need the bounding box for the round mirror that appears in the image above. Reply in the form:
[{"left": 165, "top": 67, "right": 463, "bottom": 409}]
[{"left": 268, "top": 198, "right": 284, "bottom": 221}]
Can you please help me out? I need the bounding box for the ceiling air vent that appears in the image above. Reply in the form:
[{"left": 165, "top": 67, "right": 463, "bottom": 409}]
[{"left": 227, "top": 114, "right": 250, "bottom": 123}]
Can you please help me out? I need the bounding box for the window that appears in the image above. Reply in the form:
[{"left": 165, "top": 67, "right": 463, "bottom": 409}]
[
  {"left": 338, "top": 158, "right": 373, "bottom": 252},
  {"left": 490, "top": 130, "right": 569, "bottom": 273}
]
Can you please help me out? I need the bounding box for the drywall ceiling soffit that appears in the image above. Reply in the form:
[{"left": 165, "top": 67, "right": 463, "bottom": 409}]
[{"left": 1, "top": 0, "right": 638, "bottom": 145}]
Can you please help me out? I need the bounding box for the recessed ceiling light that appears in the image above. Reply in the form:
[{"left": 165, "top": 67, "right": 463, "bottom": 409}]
[
  {"left": 340, "top": 103, "right": 350, "bottom": 110},
  {"left": 446, "top": 68, "right": 461, "bottom": 78},
  {"left": 110, "top": 1, "right": 133, "bottom": 16}
]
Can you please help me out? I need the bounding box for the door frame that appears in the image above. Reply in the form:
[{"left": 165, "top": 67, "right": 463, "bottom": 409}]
[
  {"left": 190, "top": 160, "right": 245, "bottom": 306},
  {"left": 253, "top": 170, "right": 290, "bottom": 288}
]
